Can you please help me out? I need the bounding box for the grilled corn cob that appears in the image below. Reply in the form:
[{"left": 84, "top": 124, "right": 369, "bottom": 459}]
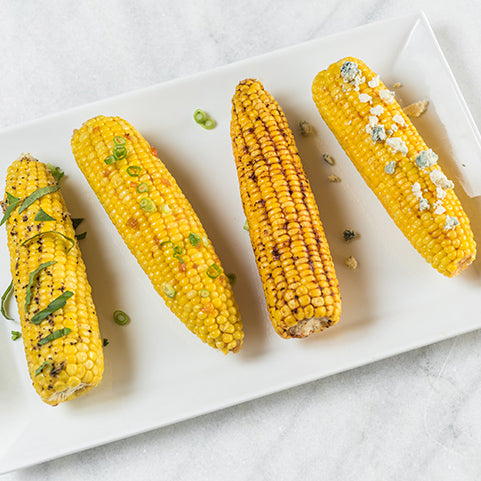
[
  {"left": 231, "top": 79, "right": 341, "bottom": 338},
  {"left": 2, "top": 154, "right": 103, "bottom": 406},
  {"left": 312, "top": 57, "right": 476, "bottom": 277},
  {"left": 71, "top": 116, "right": 243, "bottom": 353}
]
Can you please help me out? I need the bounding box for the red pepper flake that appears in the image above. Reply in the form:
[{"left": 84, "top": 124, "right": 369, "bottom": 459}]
[
  {"left": 92, "top": 126, "right": 100, "bottom": 134},
  {"left": 179, "top": 262, "right": 186, "bottom": 273},
  {"left": 130, "top": 182, "right": 139, "bottom": 189},
  {"left": 201, "top": 302, "right": 215, "bottom": 314},
  {"left": 150, "top": 146, "right": 158, "bottom": 157},
  {"left": 161, "top": 177, "right": 171, "bottom": 187},
  {"left": 103, "top": 169, "right": 110, "bottom": 177},
  {"left": 124, "top": 133, "right": 131, "bottom": 140},
  {"left": 126, "top": 217, "right": 139, "bottom": 230}
]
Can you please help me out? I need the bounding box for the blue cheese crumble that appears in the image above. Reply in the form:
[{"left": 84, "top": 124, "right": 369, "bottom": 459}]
[
  {"left": 371, "top": 125, "right": 386, "bottom": 142},
  {"left": 419, "top": 198, "right": 430, "bottom": 211},
  {"left": 384, "top": 160, "right": 396, "bottom": 174},
  {"left": 444, "top": 215, "right": 459, "bottom": 230},
  {"left": 415, "top": 149, "right": 438, "bottom": 169},
  {"left": 340, "top": 61, "right": 359, "bottom": 82}
]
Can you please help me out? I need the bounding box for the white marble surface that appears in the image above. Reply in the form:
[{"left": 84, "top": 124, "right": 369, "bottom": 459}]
[{"left": 2, "top": 0, "right": 481, "bottom": 479}]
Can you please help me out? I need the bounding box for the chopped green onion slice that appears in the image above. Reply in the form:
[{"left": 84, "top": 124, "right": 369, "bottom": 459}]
[
  {"left": 21, "top": 231, "right": 75, "bottom": 253},
  {"left": 75, "top": 232, "right": 87, "bottom": 240},
  {"left": 0, "top": 192, "right": 20, "bottom": 226},
  {"left": 202, "top": 118, "right": 216, "bottom": 130},
  {"left": 1, "top": 281, "right": 14, "bottom": 320},
  {"left": 162, "top": 204, "right": 171, "bottom": 214},
  {"left": 193, "top": 109, "right": 207, "bottom": 124},
  {"left": 140, "top": 198, "right": 156, "bottom": 213},
  {"left": 127, "top": 165, "right": 141, "bottom": 177},
  {"left": 160, "top": 240, "right": 174, "bottom": 248},
  {"left": 206, "top": 263, "right": 221, "bottom": 279},
  {"left": 34, "top": 360, "right": 52, "bottom": 376},
  {"left": 46, "top": 163, "right": 65, "bottom": 184},
  {"left": 38, "top": 328, "right": 71, "bottom": 346},
  {"left": 104, "top": 155, "right": 116, "bottom": 165},
  {"left": 25, "top": 261, "right": 57, "bottom": 312},
  {"left": 173, "top": 245, "right": 183, "bottom": 256},
  {"left": 103, "top": 338, "right": 109, "bottom": 347},
  {"left": 227, "top": 273, "right": 236, "bottom": 285},
  {"left": 113, "top": 310, "right": 130, "bottom": 326},
  {"left": 188, "top": 233, "right": 200, "bottom": 247},
  {"left": 71, "top": 217, "right": 84, "bottom": 230},
  {"left": 34, "top": 208, "right": 56, "bottom": 222},
  {"left": 11, "top": 330, "right": 21, "bottom": 341},
  {"left": 19, "top": 185, "right": 60, "bottom": 214},
  {"left": 201, "top": 235, "right": 209, "bottom": 247},
  {"left": 200, "top": 289, "right": 210, "bottom": 298},
  {"left": 163, "top": 284, "right": 176, "bottom": 298},
  {"left": 113, "top": 145, "right": 128, "bottom": 160},
  {"left": 30, "top": 291, "right": 74, "bottom": 325},
  {"left": 113, "top": 136, "right": 126, "bottom": 145},
  {"left": 136, "top": 183, "right": 149, "bottom": 193},
  {"left": 243, "top": 219, "right": 249, "bottom": 231}
]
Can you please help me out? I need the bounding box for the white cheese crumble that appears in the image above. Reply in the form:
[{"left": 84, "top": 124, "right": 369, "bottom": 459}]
[
  {"left": 436, "top": 186, "right": 447, "bottom": 199},
  {"left": 415, "top": 149, "right": 438, "bottom": 169},
  {"left": 359, "top": 93, "right": 372, "bottom": 103},
  {"left": 384, "top": 160, "right": 396, "bottom": 174},
  {"left": 433, "top": 200, "right": 446, "bottom": 215},
  {"left": 429, "top": 170, "right": 454, "bottom": 190},
  {"left": 444, "top": 216, "right": 459, "bottom": 231},
  {"left": 370, "top": 105, "right": 384, "bottom": 116},
  {"left": 379, "top": 89, "right": 395, "bottom": 104},
  {"left": 419, "top": 198, "right": 430, "bottom": 211},
  {"left": 412, "top": 182, "right": 422, "bottom": 199},
  {"left": 392, "top": 114, "right": 405, "bottom": 126},
  {"left": 368, "top": 75, "right": 380, "bottom": 88},
  {"left": 365, "top": 116, "right": 378, "bottom": 134},
  {"left": 391, "top": 124, "right": 398, "bottom": 132},
  {"left": 386, "top": 137, "right": 408, "bottom": 156},
  {"left": 352, "top": 73, "right": 365, "bottom": 91}
]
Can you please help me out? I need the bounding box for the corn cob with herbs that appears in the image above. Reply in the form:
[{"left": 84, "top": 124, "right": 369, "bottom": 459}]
[
  {"left": 71, "top": 116, "right": 243, "bottom": 353},
  {"left": 312, "top": 57, "right": 476, "bottom": 277},
  {"left": 231, "top": 79, "right": 341, "bottom": 339},
  {"left": 2, "top": 154, "right": 104, "bottom": 406}
]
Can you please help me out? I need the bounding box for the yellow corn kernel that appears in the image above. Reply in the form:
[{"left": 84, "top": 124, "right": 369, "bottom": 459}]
[{"left": 230, "top": 79, "right": 341, "bottom": 339}]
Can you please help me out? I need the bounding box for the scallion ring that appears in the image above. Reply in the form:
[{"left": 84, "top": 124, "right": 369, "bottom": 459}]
[
  {"left": 104, "top": 155, "right": 116, "bottom": 165},
  {"left": 200, "top": 289, "right": 210, "bottom": 298},
  {"left": 113, "top": 145, "right": 127, "bottom": 160},
  {"left": 206, "top": 263, "right": 221, "bottom": 279},
  {"left": 113, "top": 310, "right": 130, "bottom": 326},
  {"left": 139, "top": 198, "right": 156, "bottom": 213},
  {"left": 113, "top": 136, "right": 126, "bottom": 145},
  {"left": 127, "top": 165, "right": 141, "bottom": 177},
  {"left": 136, "top": 183, "right": 149, "bottom": 193},
  {"left": 202, "top": 118, "right": 216, "bottom": 130},
  {"left": 193, "top": 109, "right": 207, "bottom": 124},
  {"left": 163, "top": 284, "right": 176, "bottom": 298}
]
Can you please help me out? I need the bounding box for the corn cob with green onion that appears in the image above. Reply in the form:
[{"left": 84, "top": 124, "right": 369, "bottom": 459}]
[
  {"left": 2, "top": 154, "right": 104, "bottom": 406},
  {"left": 71, "top": 116, "right": 243, "bottom": 353},
  {"left": 312, "top": 57, "right": 476, "bottom": 277},
  {"left": 230, "top": 79, "right": 341, "bottom": 338}
]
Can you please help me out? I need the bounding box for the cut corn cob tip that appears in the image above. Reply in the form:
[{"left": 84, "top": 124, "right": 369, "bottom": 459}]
[
  {"left": 71, "top": 115, "right": 243, "bottom": 353},
  {"left": 4, "top": 155, "right": 104, "bottom": 405},
  {"left": 312, "top": 57, "right": 476, "bottom": 277},
  {"left": 231, "top": 79, "right": 341, "bottom": 339}
]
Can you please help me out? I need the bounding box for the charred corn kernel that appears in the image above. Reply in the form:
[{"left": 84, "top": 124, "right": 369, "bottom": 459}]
[
  {"left": 312, "top": 57, "right": 476, "bottom": 277},
  {"left": 230, "top": 79, "right": 341, "bottom": 339},
  {"left": 71, "top": 116, "right": 243, "bottom": 353},
  {"left": 2, "top": 154, "right": 103, "bottom": 406}
]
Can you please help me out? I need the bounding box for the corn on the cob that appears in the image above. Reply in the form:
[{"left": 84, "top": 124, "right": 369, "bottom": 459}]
[
  {"left": 71, "top": 116, "right": 243, "bottom": 353},
  {"left": 2, "top": 154, "right": 103, "bottom": 406},
  {"left": 230, "top": 79, "right": 341, "bottom": 339},
  {"left": 312, "top": 57, "right": 476, "bottom": 277}
]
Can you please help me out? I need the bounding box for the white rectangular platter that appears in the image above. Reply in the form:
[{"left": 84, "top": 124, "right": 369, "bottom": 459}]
[{"left": 2, "top": 11, "right": 481, "bottom": 474}]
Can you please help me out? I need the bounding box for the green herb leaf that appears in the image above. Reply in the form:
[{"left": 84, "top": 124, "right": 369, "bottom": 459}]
[
  {"left": 75, "top": 232, "right": 87, "bottom": 240},
  {"left": 103, "top": 338, "right": 109, "bottom": 347},
  {"left": 25, "top": 261, "right": 57, "bottom": 313},
  {"left": 188, "top": 233, "right": 200, "bottom": 247},
  {"left": 19, "top": 185, "right": 60, "bottom": 214},
  {"left": 38, "top": 328, "right": 71, "bottom": 346},
  {"left": 1, "top": 281, "right": 14, "bottom": 320},
  {"left": 34, "top": 208, "right": 56, "bottom": 222},
  {"left": 71, "top": 218, "right": 84, "bottom": 230},
  {"left": 30, "top": 291, "right": 73, "bottom": 325},
  {"left": 34, "top": 360, "right": 52, "bottom": 376},
  {"left": 11, "top": 330, "right": 21, "bottom": 341},
  {"left": 113, "top": 310, "right": 130, "bottom": 326},
  {"left": 0, "top": 192, "right": 20, "bottom": 226},
  {"left": 206, "top": 263, "right": 221, "bottom": 279},
  {"left": 46, "top": 164, "right": 65, "bottom": 184},
  {"left": 21, "top": 231, "right": 75, "bottom": 253},
  {"left": 226, "top": 273, "right": 236, "bottom": 285}
]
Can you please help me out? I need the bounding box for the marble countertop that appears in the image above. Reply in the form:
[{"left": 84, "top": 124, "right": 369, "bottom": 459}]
[{"left": 2, "top": 1, "right": 481, "bottom": 480}]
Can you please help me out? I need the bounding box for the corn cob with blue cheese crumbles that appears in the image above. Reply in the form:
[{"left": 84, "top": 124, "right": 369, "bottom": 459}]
[
  {"left": 312, "top": 57, "right": 476, "bottom": 277},
  {"left": 2, "top": 154, "right": 104, "bottom": 405},
  {"left": 71, "top": 116, "right": 243, "bottom": 353}
]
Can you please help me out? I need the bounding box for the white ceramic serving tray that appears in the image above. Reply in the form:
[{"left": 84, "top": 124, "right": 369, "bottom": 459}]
[{"left": 2, "top": 11, "right": 481, "bottom": 474}]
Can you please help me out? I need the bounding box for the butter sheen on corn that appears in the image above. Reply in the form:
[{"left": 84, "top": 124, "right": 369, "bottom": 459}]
[
  {"left": 71, "top": 116, "right": 243, "bottom": 353},
  {"left": 3, "top": 155, "right": 104, "bottom": 406},
  {"left": 312, "top": 57, "right": 476, "bottom": 277},
  {"left": 230, "top": 79, "right": 341, "bottom": 338}
]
